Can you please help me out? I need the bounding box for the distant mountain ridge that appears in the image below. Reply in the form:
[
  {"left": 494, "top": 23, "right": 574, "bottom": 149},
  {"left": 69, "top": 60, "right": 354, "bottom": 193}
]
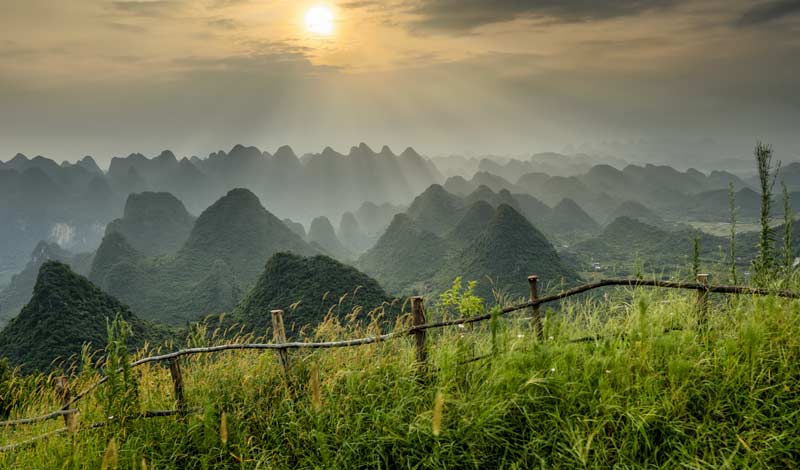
[
  {"left": 446, "top": 163, "right": 754, "bottom": 224},
  {"left": 0, "top": 143, "right": 441, "bottom": 276},
  {"left": 105, "top": 143, "right": 442, "bottom": 219}
]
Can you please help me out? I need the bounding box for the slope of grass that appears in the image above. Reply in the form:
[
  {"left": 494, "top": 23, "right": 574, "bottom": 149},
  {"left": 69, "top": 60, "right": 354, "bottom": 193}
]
[{"left": 2, "top": 280, "right": 800, "bottom": 468}]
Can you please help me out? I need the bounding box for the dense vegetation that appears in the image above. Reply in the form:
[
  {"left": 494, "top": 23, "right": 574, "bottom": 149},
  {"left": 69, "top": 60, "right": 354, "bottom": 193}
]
[
  {"left": 433, "top": 204, "right": 580, "bottom": 299},
  {"left": 232, "top": 252, "right": 396, "bottom": 335},
  {"left": 104, "top": 192, "right": 195, "bottom": 256},
  {"left": 0, "top": 261, "right": 165, "bottom": 373},
  {"left": 3, "top": 277, "right": 800, "bottom": 467},
  {"left": 0, "top": 242, "right": 93, "bottom": 327},
  {"left": 358, "top": 213, "right": 451, "bottom": 295},
  {"left": 88, "top": 189, "right": 318, "bottom": 325},
  {"left": 564, "top": 217, "right": 726, "bottom": 277},
  {"left": 360, "top": 201, "right": 579, "bottom": 298},
  {"left": 2, "top": 142, "right": 800, "bottom": 467}
]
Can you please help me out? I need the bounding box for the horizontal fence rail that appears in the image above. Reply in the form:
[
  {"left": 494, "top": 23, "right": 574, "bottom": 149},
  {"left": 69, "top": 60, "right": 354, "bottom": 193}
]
[
  {"left": 0, "top": 409, "right": 77, "bottom": 428},
  {"left": 3, "top": 275, "right": 798, "bottom": 451}
]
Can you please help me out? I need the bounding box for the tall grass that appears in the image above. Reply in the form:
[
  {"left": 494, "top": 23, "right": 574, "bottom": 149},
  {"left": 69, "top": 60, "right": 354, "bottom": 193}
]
[{"left": 3, "top": 282, "right": 800, "bottom": 468}]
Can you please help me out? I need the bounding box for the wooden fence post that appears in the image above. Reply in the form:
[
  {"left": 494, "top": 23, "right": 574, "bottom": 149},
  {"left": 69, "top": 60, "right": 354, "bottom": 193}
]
[
  {"left": 410, "top": 297, "right": 428, "bottom": 376},
  {"left": 528, "top": 275, "right": 543, "bottom": 340},
  {"left": 54, "top": 376, "right": 76, "bottom": 433},
  {"left": 271, "top": 309, "right": 290, "bottom": 375},
  {"left": 168, "top": 357, "right": 186, "bottom": 413},
  {"left": 696, "top": 273, "right": 709, "bottom": 327}
]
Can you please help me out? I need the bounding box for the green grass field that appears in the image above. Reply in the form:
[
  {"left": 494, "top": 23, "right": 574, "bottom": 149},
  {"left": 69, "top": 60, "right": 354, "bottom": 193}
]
[
  {"left": 689, "top": 220, "right": 784, "bottom": 237},
  {"left": 2, "top": 278, "right": 800, "bottom": 469}
]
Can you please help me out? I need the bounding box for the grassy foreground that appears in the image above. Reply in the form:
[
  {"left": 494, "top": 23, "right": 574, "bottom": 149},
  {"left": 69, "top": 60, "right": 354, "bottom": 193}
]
[{"left": 2, "top": 284, "right": 800, "bottom": 468}]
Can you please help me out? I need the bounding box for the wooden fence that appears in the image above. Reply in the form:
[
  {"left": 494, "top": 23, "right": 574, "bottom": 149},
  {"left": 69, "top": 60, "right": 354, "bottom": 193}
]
[{"left": 2, "top": 274, "right": 799, "bottom": 452}]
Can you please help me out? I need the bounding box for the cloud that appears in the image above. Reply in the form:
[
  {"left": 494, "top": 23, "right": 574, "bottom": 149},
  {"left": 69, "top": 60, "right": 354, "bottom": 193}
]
[
  {"left": 0, "top": 42, "right": 66, "bottom": 59},
  {"left": 407, "top": 0, "right": 681, "bottom": 33},
  {"left": 340, "top": 0, "right": 385, "bottom": 9},
  {"left": 110, "top": 1, "right": 182, "bottom": 18},
  {"left": 209, "top": 0, "right": 249, "bottom": 7},
  {"left": 735, "top": 0, "right": 800, "bottom": 26},
  {"left": 207, "top": 17, "right": 239, "bottom": 29},
  {"left": 106, "top": 21, "right": 149, "bottom": 33}
]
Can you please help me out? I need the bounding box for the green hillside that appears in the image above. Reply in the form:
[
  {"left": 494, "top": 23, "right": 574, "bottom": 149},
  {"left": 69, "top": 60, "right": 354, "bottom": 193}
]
[
  {"left": 177, "top": 188, "right": 317, "bottom": 284},
  {"left": 0, "top": 242, "right": 93, "bottom": 327},
  {"left": 89, "top": 232, "right": 143, "bottom": 291},
  {"left": 361, "top": 198, "right": 581, "bottom": 299},
  {"left": 546, "top": 198, "right": 600, "bottom": 241},
  {"left": 105, "top": 192, "right": 195, "bottom": 256},
  {"left": 444, "top": 200, "right": 495, "bottom": 249},
  {"left": 233, "top": 252, "right": 395, "bottom": 336},
  {"left": 405, "top": 184, "right": 466, "bottom": 235},
  {"left": 90, "top": 189, "right": 318, "bottom": 325},
  {"left": 434, "top": 204, "right": 581, "bottom": 299},
  {"left": 0, "top": 262, "right": 166, "bottom": 373},
  {"left": 565, "top": 216, "right": 726, "bottom": 276},
  {"left": 358, "top": 214, "right": 450, "bottom": 295}
]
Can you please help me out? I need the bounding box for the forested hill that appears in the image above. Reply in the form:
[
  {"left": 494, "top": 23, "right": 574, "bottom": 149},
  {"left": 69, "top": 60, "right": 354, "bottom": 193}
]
[
  {"left": 233, "top": 252, "right": 396, "bottom": 336},
  {"left": 0, "top": 261, "right": 166, "bottom": 373}
]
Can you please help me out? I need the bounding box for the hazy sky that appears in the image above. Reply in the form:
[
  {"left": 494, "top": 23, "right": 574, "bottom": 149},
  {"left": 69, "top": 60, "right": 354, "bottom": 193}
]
[{"left": 1, "top": 0, "right": 799, "bottom": 166}]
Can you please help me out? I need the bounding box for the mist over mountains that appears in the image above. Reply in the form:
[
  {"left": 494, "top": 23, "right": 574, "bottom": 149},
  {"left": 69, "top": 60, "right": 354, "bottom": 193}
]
[
  {"left": 3, "top": 137, "right": 800, "bottom": 372},
  {"left": 4, "top": 142, "right": 799, "bottom": 286},
  {"left": 0, "top": 144, "right": 439, "bottom": 276}
]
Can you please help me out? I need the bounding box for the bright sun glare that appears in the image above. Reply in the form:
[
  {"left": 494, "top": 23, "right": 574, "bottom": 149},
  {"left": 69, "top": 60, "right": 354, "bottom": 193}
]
[{"left": 305, "top": 5, "right": 335, "bottom": 36}]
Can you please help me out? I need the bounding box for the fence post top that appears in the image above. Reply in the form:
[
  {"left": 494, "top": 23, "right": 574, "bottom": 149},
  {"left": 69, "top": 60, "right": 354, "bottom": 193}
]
[
  {"left": 697, "top": 274, "right": 709, "bottom": 283},
  {"left": 528, "top": 275, "right": 539, "bottom": 281},
  {"left": 270, "top": 309, "right": 284, "bottom": 314},
  {"left": 410, "top": 296, "right": 424, "bottom": 302}
]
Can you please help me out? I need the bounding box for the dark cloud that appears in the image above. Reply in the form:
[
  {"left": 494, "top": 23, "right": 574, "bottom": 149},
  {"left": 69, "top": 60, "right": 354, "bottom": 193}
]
[
  {"left": 735, "top": 0, "right": 800, "bottom": 26},
  {"left": 408, "top": 0, "right": 681, "bottom": 33},
  {"left": 110, "top": 1, "right": 182, "bottom": 18}
]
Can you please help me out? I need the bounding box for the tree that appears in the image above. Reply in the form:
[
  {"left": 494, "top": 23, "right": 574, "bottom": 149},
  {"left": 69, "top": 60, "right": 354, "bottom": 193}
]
[
  {"left": 753, "top": 141, "right": 779, "bottom": 282},
  {"left": 729, "top": 182, "right": 738, "bottom": 284},
  {"left": 783, "top": 179, "right": 794, "bottom": 270}
]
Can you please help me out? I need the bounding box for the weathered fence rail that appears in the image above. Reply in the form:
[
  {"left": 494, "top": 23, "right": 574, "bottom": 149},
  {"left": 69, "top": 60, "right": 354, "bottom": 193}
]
[{"left": 3, "top": 274, "right": 798, "bottom": 451}]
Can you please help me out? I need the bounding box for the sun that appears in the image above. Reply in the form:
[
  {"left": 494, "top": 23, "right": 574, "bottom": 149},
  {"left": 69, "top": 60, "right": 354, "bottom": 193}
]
[{"left": 305, "top": 5, "right": 335, "bottom": 36}]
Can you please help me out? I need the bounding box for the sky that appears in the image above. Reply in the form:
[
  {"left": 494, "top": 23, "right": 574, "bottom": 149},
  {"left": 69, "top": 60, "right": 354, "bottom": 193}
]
[{"left": 1, "top": 0, "right": 799, "bottom": 167}]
